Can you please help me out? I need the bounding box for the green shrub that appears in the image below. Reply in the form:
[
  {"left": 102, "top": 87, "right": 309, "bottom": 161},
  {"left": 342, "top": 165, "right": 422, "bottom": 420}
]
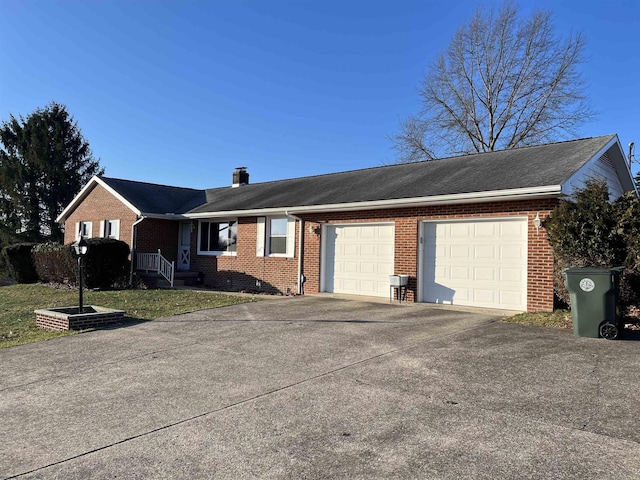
[
  {"left": 32, "top": 242, "right": 77, "bottom": 284},
  {"left": 545, "top": 180, "right": 640, "bottom": 313},
  {"left": 1, "top": 243, "right": 38, "bottom": 283},
  {"left": 83, "top": 238, "right": 130, "bottom": 289}
]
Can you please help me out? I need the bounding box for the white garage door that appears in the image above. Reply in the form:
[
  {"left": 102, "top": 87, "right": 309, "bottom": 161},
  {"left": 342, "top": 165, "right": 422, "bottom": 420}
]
[
  {"left": 324, "top": 223, "right": 394, "bottom": 297},
  {"left": 422, "top": 218, "right": 527, "bottom": 310}
]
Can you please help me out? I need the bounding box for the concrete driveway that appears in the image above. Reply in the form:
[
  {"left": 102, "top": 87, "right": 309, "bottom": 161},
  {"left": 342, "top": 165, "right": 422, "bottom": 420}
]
[{"left": 1, "top": 296, "right": 640, "bottom": 479}]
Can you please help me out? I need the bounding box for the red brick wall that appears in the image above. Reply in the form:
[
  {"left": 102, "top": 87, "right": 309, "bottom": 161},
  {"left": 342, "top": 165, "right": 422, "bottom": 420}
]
[
  {"left": 299, "top": 198, "right": 558, "bottom": 312},
  {"left": 65, "top": 187, "right": 557, "bottom": 310},
  {"left": 136, "top": 219, "right": 180, "bottom": 262},
  {"left": 190, "top": 218, "right": 299, "bottom": 294},
  {"left": 63, "top": 184, "right": 138, "bottom": 246}
]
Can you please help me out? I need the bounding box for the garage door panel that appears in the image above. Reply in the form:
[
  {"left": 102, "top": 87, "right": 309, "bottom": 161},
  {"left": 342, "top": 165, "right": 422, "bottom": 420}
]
[
  {"left": 361, "top": 244, "right": 376, "bottom": 255},
  {"left": 474, "top": 267, "right": 495, "bottom": 281},
  {"left": 474, "top": 289, "right": 496, "bottom": 303},
  {"left": 378, "top": 225, "right": 394, "bottom": 238},
  {"left": 474, "top": 245, "right": 495, "bottom": 259},
  {"left": 501, "top": 290, "right": 524, "bottom": 306},
  {"left": 475, "top": 223, "right": 496, "bottom": 237},
  {"left": 501, "top": 221, "right": 525, "bottom": 236},
  {"left": 500, "top": 245, "right": 524, "bottom": 258},
  {"left": 325, "top": 224, "right": 395, "bottom": 298},
  {"left": 451, "top": 266, "right": 470, "bottom": 280},
  {"left": 423, "top": 219, "right": 527, "bottom": 310},
  {"left": 360, "top": 262, "right": 375, "bottom": 274},
  {"left": 378, "top": 263, "right": 394, "bottom": 275},
  {"left": 344, "top": 262, "right": 359, "bottom": 273},
  {"left": 451, "top": 223, "right": 470, "bottom": 237},
  {"left": 343, "top": 245, "right": 358, "bottom": 256},
  {"left": 501, "top": 268, "right": 523, "bottom": 283},
  {"left": 451, "top": 245, "right": 470, "bottom": 259}
]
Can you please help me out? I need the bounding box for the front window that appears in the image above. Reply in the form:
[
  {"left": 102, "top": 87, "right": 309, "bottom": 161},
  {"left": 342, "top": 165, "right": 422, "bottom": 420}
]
[
  {"left": 199, "top": 220, "right": 237, "bottom": 254},
  {"left": 268, "top": 218, "right": 288, "bottom": 255}
]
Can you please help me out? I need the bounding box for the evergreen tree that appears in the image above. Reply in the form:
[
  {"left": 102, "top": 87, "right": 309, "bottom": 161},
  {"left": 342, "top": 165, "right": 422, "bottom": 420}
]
[{"left": 0, "top": 102, "right": 103, "bottom": 242}]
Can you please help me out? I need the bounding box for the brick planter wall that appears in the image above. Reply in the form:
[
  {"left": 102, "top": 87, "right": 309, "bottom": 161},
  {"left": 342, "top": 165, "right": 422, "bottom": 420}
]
[{"left": 34, "top": 306, "right": 126, "bottom": 331}]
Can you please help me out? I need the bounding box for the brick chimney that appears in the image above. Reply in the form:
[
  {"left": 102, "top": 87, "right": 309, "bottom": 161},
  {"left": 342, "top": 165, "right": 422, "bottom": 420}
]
[{"left": 232, "top": 167, "right": 249, "bottom": 188}]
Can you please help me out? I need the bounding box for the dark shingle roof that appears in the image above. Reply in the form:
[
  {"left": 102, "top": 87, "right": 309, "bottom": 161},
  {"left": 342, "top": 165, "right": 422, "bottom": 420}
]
[
  {"left": 100, "top": 177, "right": 205, "bottom": 215},
  {"left": 187, "top": 135, "right": 616, "bottom": 214}
]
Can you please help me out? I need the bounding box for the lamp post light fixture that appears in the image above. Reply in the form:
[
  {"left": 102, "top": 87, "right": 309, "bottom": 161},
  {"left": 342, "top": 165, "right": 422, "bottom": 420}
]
[{"left": 73, "top": 236, "right": 89, "bottom": 314}]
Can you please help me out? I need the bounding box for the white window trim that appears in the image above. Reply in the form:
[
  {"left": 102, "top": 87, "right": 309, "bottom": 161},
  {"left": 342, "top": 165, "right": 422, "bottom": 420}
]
[
  {"left": 100, "top": 219, "right": 120, "bottom": 240},
  {"left": 197, "top": 219, "right": 238, "bottom": 256},
  {"left": 258, "top": 216, "right": 295, "bottom": 258},
  {"left": 75, "top": 221, "right": 92, "bottom": 240}
]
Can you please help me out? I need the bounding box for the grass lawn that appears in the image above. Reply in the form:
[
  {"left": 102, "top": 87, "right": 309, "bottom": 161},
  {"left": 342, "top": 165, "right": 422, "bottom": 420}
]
[
  {"left": 1, "top": 283, "right": 257, "bottom": 348},
  {"left": 502, "top": 310, "right": 573, "bottom": 329}
]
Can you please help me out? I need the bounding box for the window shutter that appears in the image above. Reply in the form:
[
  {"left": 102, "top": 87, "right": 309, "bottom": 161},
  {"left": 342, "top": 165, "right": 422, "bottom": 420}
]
[
  {"left": 286, "top": 218, "right": 296, "bottom": 258},
  {"left": 256, "top": 217, "right": 265, "bottom": 257},
  {"left": 75, "top": 222, "right": 80, "bottom": 240},
  {"left": 99, "top": 220, "right": 105, "bottom": 237}
]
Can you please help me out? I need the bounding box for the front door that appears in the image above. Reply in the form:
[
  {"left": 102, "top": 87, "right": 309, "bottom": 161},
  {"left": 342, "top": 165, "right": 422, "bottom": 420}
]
[{"left": 178, "top": 222, "right": 191, "bottom": 271}]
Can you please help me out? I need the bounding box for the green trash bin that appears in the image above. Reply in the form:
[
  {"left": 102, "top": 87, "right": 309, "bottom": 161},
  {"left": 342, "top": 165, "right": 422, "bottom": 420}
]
[{"left": 563, "top": 267, "right": 623, "bottom": 339}]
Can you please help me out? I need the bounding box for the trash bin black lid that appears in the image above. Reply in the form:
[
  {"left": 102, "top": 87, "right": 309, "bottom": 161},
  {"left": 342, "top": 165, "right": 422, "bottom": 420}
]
[{"left": 563, "top": 266, "right": 624, "bottom": 275}]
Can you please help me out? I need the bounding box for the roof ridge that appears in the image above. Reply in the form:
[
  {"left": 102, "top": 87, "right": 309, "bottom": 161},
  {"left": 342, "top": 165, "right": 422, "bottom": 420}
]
[{"left": 101, "top": 176, "right": 204, "bottom": 192}]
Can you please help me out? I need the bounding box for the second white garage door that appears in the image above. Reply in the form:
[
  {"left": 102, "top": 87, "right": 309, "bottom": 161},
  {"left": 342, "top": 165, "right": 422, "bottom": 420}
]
[
  {"left": 421, "top": 218, "right": 527, "bottom": 310},
  {"left": 323, "top": 223, "right": 394, "bottom": 297}
]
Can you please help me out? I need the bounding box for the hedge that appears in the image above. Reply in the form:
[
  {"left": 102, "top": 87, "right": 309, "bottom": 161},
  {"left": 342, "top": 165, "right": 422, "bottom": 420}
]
[
  {"left": 32, "top": 242, "right": 77, "bottom": 284},
  {"left": 1, "top": 243, "right": 38, "bottom": 283},
  {"left": 83, "top": 238, "right": 131, "bottom": 289},
  {"left": 545, "top": 180, "right": 640, "bottom": 314}
]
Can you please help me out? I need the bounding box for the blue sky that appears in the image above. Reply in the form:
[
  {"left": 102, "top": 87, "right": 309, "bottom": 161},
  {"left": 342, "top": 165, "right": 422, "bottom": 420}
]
[{"left": 1, "top": 0, "right": 638, "bottom": 189}]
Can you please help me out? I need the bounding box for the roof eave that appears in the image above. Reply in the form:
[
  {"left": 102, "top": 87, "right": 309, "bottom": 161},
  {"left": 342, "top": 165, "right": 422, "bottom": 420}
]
[
  {"left": 184, "top": 185, "right": 563, "bottom": 219},
  {"left": 561, "top": 135, "right": 639, "bottom": 197},
  {"left": 56, "top": 176, "right": 142, "bottom": 223}
]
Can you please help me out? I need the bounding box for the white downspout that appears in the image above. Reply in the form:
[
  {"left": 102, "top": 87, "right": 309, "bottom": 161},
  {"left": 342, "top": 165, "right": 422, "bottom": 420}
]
[
  {"left": 285, "top": 211, "right": 305, "bottom": 295},
  {"left": 129, "top": 216, "right": 146, "bottom": 286}
]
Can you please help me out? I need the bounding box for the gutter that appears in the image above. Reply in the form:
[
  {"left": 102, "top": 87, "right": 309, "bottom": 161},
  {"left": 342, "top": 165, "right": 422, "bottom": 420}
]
[
  {"left": 129, "top": 216, "right": 146, "bottom": 286},
  {"left": 285, "top": 211, "right": 305, "bottom": 295}
]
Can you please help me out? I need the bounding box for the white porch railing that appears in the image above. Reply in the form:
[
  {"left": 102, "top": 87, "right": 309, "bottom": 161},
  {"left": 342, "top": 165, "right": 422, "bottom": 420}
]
[{"left": 136, "top": 249, "right": 174, "bottom": 287}]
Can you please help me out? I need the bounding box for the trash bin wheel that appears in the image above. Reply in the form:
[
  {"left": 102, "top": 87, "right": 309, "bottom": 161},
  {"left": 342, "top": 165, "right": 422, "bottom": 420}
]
[{"left": 599, "top": 323, "right": 619, "bottom": 340}]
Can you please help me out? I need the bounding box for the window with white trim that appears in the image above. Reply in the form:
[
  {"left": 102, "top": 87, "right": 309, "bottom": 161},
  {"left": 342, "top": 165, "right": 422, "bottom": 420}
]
[
  {"left": 76, "top": 221, "right": 92, "bottom": 239},
  {"left": 268, "top": 218, "right": 288, "bottom": 255},
  {"left": 257, "top": 217, "right": 295, "bottom": 257},
  {"left": 198, "top": 220, "right": 237, "bottom": 255},
  {"left": 101, "top": 219, "right": 120, "bottom": 239}
]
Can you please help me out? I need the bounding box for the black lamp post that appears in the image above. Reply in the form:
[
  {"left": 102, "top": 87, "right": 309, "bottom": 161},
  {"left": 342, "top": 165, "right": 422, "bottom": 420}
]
[{"left": 73, "top": 236, "right": 89, "bottom": 314}]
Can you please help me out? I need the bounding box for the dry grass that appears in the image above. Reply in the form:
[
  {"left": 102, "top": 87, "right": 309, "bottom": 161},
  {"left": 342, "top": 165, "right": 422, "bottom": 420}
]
[
  {"left": 1, "top": 283, "right": 257, "bottom": 348},
  {"left": 502, "top": 310, "right": 573, "bottom": 329}
]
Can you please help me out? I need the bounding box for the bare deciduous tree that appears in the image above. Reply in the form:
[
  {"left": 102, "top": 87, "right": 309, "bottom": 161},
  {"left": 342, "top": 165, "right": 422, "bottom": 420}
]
[{"left": 392, "top": 1, "right": 594, "bottom": 162}]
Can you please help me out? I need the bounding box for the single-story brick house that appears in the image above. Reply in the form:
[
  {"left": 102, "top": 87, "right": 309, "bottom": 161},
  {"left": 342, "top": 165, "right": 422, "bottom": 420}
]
[{"left": 57, "top": 134, "right": 636, "bottom": 311}]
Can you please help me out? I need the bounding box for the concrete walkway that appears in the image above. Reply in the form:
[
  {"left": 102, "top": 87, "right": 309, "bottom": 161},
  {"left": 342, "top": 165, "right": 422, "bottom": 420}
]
[{"left": 1, "top": 296, "right": 639, "bottom": 479}]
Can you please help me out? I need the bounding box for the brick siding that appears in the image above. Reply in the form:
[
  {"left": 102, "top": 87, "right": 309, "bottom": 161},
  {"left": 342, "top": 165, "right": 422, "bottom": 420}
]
[
  {"left": 136, "top": 219, "right": 180, "bottom": 262},
  {"left": 63, "top": 184, "right": 137, "bottom": 246},
  {"left": 190, "top": 218, "right": 299, "bottom": 294},
  {"left": 65, "top": 183, "right": 557, "bottom": 311},
  {"left": 299, "top": 198, "right": 558, "bottom": 312}
]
